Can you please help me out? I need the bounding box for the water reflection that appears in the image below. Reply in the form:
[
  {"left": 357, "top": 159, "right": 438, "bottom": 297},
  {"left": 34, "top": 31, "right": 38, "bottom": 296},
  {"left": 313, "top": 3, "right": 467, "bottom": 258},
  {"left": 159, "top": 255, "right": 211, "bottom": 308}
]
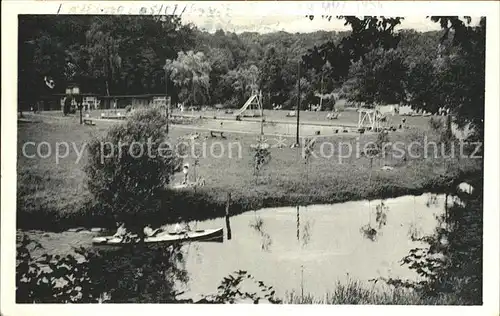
[
  {"left": 296, "top": 205, "right": 300, "bottom": 242},
  {"left": 375, "top": 201, "right": 389, "bottom": 229},
  {"left": 407, "top": 222, "right": 423, "bottom": 241},
  {"left": 359, "top": 200, "right": 390, "bottom": 241},
  {"left": 90, "top": 193, "right": 446, "bottom": 300},
  {"left": 295, "top": 206, "right": 314, "bottom": 247},
  {"left": 301, "top": 220, "right": 313, "bottom": 247},
  {"left": 250, "top": 215, "right": 273, "bottom": 251},
  {"left": 426, "top": 194, "right": 439, "bottom": 208},
  {"left": 360, "top": 223, "right": 378, "bottom": 241}
]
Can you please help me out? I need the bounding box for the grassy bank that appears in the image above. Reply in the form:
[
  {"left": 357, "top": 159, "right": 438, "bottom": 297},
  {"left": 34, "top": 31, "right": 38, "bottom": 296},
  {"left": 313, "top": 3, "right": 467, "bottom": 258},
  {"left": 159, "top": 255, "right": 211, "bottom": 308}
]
[
  {"left": 283, "top": 280, "right": 468, "bottom": 305},
  {"left": 17, "top": 114, "right": 481, "bottom": 231}
]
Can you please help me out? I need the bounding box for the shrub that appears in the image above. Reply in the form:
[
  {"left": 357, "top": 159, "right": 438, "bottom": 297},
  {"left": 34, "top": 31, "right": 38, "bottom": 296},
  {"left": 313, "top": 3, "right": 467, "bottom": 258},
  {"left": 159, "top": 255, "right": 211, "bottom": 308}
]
[
  {"left": 16, "top": 235, "right": 101, "bottom": 303},
  {"left": 250, "top": 142, "right": 271, "bottom": 184},
  {"left": 85, "top": 108, "right": 183, "bottom": 233},
  {"left": 16, "top": 234, "right": 188, "bottom": 303}
]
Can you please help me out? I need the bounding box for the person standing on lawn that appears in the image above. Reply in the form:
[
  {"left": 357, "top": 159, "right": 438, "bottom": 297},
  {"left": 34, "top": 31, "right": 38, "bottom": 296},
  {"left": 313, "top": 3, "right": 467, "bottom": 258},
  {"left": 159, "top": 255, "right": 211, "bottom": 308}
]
[{"left": 182, "top": 163, "right": 189, "bottom": 185}]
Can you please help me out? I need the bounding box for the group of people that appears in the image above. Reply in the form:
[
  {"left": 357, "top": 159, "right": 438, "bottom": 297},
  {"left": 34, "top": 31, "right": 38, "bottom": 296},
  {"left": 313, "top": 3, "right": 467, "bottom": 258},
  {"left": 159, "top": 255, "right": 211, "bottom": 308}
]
[{"left": 113, "top": 220, "right": 190, "bottom": 239}]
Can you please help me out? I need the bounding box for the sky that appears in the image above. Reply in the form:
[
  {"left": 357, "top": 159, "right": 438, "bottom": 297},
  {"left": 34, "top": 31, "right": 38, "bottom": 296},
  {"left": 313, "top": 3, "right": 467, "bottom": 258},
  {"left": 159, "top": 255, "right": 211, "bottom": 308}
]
[{"left": 182, "top": 15, "right": 481, "bottom": 34}]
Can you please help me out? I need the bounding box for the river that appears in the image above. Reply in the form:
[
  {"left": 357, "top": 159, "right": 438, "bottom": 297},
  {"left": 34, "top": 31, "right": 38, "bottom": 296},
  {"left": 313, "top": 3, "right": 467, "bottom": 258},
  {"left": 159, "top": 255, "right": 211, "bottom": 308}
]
[{"left": 20, "top": 193, "right": 446, "bottom": 301}]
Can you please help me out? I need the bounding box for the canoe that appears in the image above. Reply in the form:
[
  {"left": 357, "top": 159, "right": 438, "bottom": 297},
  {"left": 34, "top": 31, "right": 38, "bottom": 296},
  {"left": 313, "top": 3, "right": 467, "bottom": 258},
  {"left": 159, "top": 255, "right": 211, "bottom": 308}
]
[{"left": 92, "top": 228, "right": 223, "bottom": 246}]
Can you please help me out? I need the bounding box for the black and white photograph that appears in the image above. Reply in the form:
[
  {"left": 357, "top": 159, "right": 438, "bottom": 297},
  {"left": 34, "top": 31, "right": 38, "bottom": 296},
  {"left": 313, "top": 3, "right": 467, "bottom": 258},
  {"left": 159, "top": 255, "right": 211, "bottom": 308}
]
[{"left": 1, "top": 1, "right": 499, "bottom": 314}]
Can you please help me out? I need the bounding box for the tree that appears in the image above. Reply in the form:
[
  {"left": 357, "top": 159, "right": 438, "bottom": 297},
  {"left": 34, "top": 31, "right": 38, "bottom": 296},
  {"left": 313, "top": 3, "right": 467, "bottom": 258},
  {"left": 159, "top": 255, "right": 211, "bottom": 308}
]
[
  {"left": 207, "top": 47, "right": 235, "bottom": 105},
  {"left": 260, "top": 46, "right": 287, "bottom": 108},
  {"left": 84, "top": 18, "right": 124, "bottom": 96},
  {"left": 393, "top": 178, "right": 483, "bottom": 304},
  {"left": 165, "top": 51, "right": 212, "bottom": 107},
  {"left": 250, "top": 143, "right": 271, "bottom": 185},
  {"left": 337, "top": 16, "right": 404, "bottom": 62},
  {"left": 303, "top": 16, "right": 403, "bottom": 84},
  {"left": 285, "top": 77, "right": 316, "bottom": 110},
  {"left": 18, "top": 16, "right": 90, "bottom": 110},
  {"left": 428, "top": 16, "right": 485, "bottom": 138},
  {"left": 85, "top": 108, "right": 182, "bottom": 235},
  {"left": 341, "top": 48, "right": 407, "bottom": 106},
  {"left": 405, "top": 57, "right": 438, "bottom": 111},
  {"left": 223, "top": 65, "right": 260, "bottom": 107}
]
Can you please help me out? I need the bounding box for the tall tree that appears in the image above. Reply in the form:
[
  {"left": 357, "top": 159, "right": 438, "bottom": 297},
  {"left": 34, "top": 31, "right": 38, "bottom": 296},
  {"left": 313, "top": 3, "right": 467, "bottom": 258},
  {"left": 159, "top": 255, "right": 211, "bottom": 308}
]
[
  {"left": 85, "top": 19, "right": 123, "bottom": 96},
  {"left": 207, "top": 47, "right": 235, "bottom": 105},
  {"left": 165, "top": 51, "right": 212, "bottom": 107},
  {"left": 429, "top": 17, "right": 485, "bottom": 137},
  {"left": 341, "top": 48, "right": 407, "bottom": 106},
  {"left": 260, "top": 46, "right": 287, "bottom": 107},
  {"left": 223, "top": 65, "right": 260, "bottom": 107},
  {"left": 302, "top": 16, "right": 404, "bottom": 84}
]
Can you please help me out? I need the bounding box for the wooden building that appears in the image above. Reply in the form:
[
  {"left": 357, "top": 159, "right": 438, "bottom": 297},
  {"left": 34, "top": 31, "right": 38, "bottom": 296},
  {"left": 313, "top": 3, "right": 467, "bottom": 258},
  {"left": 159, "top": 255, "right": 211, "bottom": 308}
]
[
  {"left": 100, "top": 94, "right": 168, "bottom": 109},
  {"left": 36, "top": 93, "right": 168, "bottom": 111}
]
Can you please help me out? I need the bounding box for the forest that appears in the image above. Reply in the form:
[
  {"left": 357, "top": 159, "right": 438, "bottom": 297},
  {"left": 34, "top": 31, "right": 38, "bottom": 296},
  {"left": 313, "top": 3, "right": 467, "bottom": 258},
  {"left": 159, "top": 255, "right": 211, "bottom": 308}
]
[{"left": 19, "top": 15, "right": 485, "bottom": 132}]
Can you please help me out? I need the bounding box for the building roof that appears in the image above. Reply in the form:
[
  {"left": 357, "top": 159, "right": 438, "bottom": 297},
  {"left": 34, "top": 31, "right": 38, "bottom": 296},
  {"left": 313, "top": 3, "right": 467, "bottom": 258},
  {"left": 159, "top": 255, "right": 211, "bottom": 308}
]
[
  {"left": 99, "top": 94, "right": 167, "bottom": 99},
  {"left": 41, "top": 93, "right": 99, "bottom": 98},
  {"left": 44, "top": 93, "right": 167, "bottom": 99}
]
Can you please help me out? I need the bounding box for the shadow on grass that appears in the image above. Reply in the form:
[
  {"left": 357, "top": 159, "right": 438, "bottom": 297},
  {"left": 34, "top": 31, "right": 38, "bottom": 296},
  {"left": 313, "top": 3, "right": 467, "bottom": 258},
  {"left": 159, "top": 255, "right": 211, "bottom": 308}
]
[{"left": 17, "top": 169, "right": 480, "bottom": 232}]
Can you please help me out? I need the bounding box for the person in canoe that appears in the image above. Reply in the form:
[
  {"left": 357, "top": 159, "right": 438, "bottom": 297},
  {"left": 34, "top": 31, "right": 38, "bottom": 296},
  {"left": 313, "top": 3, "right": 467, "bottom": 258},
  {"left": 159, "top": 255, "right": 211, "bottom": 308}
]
[
  {"left": 112, "top": 222, "right": 134, "bottom": 242},
  {"left": 114, "top": 222, "right": 127, "bottom": 237},
  {"left": 143, "top": 224, "right": 162, "bottom": 237},
  {"left": 174, "top": 217, "right": 191, "bottom": 234}
]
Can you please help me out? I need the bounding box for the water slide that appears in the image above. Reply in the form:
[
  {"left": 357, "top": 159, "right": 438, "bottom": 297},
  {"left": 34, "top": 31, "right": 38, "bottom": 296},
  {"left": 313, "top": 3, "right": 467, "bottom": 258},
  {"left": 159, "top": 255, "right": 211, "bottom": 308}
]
[{"left": 234, "top": 95, "right": 257, "bottom": 116}]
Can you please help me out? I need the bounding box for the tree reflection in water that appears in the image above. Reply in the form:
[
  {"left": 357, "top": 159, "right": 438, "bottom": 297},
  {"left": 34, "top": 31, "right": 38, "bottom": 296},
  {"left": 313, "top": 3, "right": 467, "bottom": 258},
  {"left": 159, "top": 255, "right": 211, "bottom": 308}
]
[
  {"left": 375, "top": 201, "right": 389, "bottom": 229},
  {"left": 360, "top": 223, "right": 378, "bottom": 241},
  {"left": 296, "top": 206, "right": 313, "bottom": 248},
  {"left": 250, "top": 216, "right": 272, "bottom": 251},
  {"left": 407, "top": 222, "right": 423, "bottom": 241},
  {"left": 360, "top": 200, "right": 390, "bottom": 242},
  {"left": 426, "top": 194, "right": 439, "bottom": 208},
  {"left": 301, "top": 220, "right": 313, "bottom": 247}
]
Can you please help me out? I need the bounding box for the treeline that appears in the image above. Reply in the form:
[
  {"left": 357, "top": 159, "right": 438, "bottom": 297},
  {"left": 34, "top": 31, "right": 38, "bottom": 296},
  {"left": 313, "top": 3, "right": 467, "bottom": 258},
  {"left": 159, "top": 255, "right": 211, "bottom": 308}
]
[
  {"left": 18, "top": 15, "right": 340, "bottom": 107},
  {"left": 19, "top": 16, "right": 485, "bottom": 130}
]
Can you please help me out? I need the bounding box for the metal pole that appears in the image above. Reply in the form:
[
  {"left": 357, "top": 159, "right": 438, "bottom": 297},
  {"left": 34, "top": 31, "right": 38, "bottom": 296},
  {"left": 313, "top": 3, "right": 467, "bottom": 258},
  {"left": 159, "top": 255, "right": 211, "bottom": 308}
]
[
  {"left": 79, "top": 103, "right": 83, "bottom": 124},
  {"left": 225, "top": 192, "right": 232, "bottom": 240},
  {"left": 165, "top": 68, "right": 169, "bottom": 134},
  {"left": 260, "top": 91, "right": 264, "bottom": 139},
  {"left": 296, "top": 61, "right": 301, "bottom": 146}
]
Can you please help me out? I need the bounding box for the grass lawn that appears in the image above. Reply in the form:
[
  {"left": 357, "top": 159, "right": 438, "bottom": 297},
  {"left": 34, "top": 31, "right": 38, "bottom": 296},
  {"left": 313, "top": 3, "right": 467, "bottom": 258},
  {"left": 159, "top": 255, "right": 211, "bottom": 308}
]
[{"left": 17, "top": 113, "right": 481, "bottom": 231}]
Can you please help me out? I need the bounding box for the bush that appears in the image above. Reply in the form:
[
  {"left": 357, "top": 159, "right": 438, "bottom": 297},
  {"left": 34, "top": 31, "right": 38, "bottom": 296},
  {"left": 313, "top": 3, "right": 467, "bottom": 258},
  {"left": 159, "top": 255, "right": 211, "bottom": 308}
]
[
  {"left": 85, "top": 108, "right": 183, "bottom": 232},
  {"left": 323, "top": 98, "right": 336, "bottom": 111},
  {"left": 16, "top": 235, "right": 100, "bottom": 303},
  {"left": 16, "top": 234, "right": 188, "bottom": 303}
]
